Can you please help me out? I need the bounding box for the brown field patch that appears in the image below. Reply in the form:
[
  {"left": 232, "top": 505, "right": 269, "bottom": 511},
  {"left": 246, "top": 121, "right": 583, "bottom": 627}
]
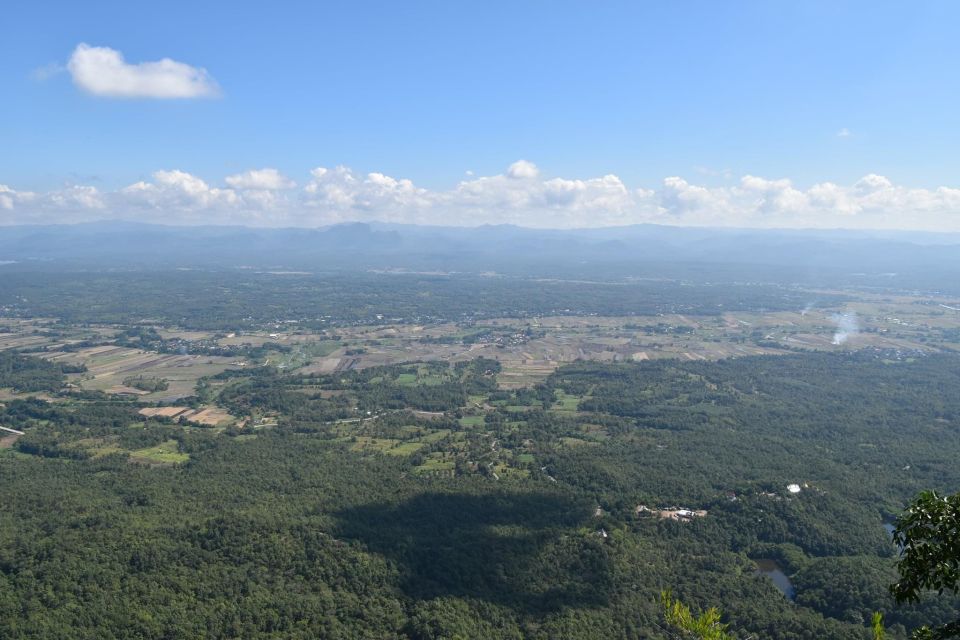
[
  {"left": 139, "top": 407, "right": 192, "bottom": 419},
  {"left": 0, "top": 434, "right": 21, "bottom": 448},
  {"left": 300, "top": 357, "right": 342, "bottom": 374},
  {"left": 184, "top": 407, "right": 234, "bottom": 426},
  {"left": 105, "top": 385, "right": 150, "bottom": 396}
]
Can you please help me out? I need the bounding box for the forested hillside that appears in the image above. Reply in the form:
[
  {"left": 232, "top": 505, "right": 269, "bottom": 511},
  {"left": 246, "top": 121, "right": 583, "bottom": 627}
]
[{"left": 2, "top": 350, "right": 959, "bottom": 638}]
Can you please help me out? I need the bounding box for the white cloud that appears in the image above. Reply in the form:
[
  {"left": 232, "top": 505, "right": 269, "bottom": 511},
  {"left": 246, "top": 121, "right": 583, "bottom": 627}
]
[
  {"left": 837, "top": 128, "right": 852, "bottom": 138},
  {"left": 0, "top": 183, "right": 104, "bottom": 224},
  {"left": 661, "top": 176, "right": 725, "bottom": 218},
  {"left": 506, "top": 160, "right": 539, "bottom": 179},
  {"left": 807, "top": 182, "right": 856, "bottom": 216},
  {"left": 740, "top": 175, "right": 807, "bottom": 214},
  {"left": 67, "top": 43, "right": 220, "bottom": 99},
  {"left": 120, "top": 170, "right": 239, "bottom": 219},
  {"left": 47, "top": 185, "right": 104, "bottom": 210},
  {"left": 3, "top": 162, "right": 960, "bottom": 231},
  {"left": 0, "top": 186, "right": 14, "bottom": 211},
  {"left": 225, "top": 168, "right": 295, "bottom": 190},
  {"left": 853, "top": 173, "right": 893, "bottom": 194},
  {"left": 302, "top": 166, "right": 433, "bottom": 223}
]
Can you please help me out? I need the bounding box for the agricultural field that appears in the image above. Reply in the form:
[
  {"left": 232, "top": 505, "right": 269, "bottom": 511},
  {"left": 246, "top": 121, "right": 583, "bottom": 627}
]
[
  {"left": 200, "top": 289, "right": 960, "bottom": 390},
  {"left": 138, "top": 405, "right": 236, "bottom": 427},
  {"left": 6, "top": 286, "right": 960, "bottom": 404},
  {"left": 42, "top": 345, "right": 241, "bottom": 401},
  {"left": 0, "top": 317, "right": 116, "bottom": 352}
]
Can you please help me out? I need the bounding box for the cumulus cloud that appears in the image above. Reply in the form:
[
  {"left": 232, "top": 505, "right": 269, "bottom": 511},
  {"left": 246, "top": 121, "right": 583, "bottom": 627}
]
[
  {"left": 67, "top": 43, "right": 220, "bottom": 99},
  {"left": 507, "top": 160, "right": 540, "bottom": 179},
  {"left": 120, "top": 170, "right": 239, "bottom": 220},
  {"left": 301, "top": 166, "right": 433, "bottom": 224},
  {"left": 0, "top": 186, "right": 15, "bottom": 211},
  {"left": 0, "top": 183, "right": 107, "bottom": 225},
  {"left": 3, "top": 162, "right": 960, "bottom": 230},
  {"left": 440, "top": 165, "right": 642, "bottom": 226},
  {"left": 225, "top": 168, "right": 295, "bottom": 190}
]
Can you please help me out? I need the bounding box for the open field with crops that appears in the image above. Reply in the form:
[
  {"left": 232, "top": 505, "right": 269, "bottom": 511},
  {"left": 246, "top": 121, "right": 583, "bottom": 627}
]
[
  {"left": 215, "top": 290, "right": 960, "bottom": 388},
  {"left": 39, "top": 345, "right": 241, "bottom": 401},
  {"left": 3, "top": 287, "right": 959, "bottom": 403}
]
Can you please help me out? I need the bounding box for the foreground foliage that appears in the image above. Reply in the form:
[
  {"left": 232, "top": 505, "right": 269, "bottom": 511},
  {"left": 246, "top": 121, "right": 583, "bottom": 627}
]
[
  {"left": 892, "top": 491, "right": 960, "bottom": 639},
  {"left": 662, "top": 590, "right": 736, "bottom": 640}
]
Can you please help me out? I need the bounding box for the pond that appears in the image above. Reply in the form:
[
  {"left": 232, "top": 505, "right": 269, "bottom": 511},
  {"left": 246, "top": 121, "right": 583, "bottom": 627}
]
[
  {"left": 884, "top": 522, "right": 904, "bottom": 551},
  {"left": 755, "top": 559, "right": 795, "bottom": 601}
]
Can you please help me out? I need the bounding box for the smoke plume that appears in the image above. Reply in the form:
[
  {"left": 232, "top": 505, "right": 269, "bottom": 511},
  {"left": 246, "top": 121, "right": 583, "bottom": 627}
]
[{"left": 831, "top": 312, "right": 859, "bottom": 345}]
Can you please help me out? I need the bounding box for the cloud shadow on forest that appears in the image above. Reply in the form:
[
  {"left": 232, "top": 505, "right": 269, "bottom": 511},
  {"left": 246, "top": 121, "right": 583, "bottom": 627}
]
[{"left": 334, "top": 491, "right": 613, "bottom": 612}]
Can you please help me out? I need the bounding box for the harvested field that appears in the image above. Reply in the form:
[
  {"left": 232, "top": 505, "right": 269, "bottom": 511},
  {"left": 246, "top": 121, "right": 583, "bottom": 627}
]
[
  {"left": 0, "top": 334, "right": 52, "bottom": 350},
  {"left": 139, "top": 407, "right": 193, "bottom": 419},
  {"left": 186, "top": 407, "right": 233, "bottom": 426},
  {"left": 105, "top": 385, "right": 150, "bottom": 396},
  {"left": 299, "top": 356, "right": 342, "bottom": 375},
  {"left": 41, "top": 345, "right": 241, "bottom": 401},
  {"left": 0, "top": 433, "right": 21, "bottom": 449},
  {"left": 138, "top": 405, "right": 235, "bottom": 426}
]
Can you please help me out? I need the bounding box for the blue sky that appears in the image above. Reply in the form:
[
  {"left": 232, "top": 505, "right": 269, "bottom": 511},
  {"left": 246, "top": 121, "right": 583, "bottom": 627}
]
[{"left": 2, "top": 1, "right": 960, "bottom": 229}]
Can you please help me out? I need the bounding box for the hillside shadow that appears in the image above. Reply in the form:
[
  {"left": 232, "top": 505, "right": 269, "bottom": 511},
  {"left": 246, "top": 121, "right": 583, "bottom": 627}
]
[{"left": 334, "top": 491, "right": 612, "bottom": 612}]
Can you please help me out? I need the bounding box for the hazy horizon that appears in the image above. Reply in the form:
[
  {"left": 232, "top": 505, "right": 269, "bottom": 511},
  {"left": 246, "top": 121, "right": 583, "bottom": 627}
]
[{"left": 6, "top": 218, "right": 960, "bottom": 239}]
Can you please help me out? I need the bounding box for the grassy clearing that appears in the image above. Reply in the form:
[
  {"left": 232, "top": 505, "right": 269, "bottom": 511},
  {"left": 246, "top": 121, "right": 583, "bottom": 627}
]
[
  {"left": 385, "top": 441, "right": 425, "bottom": 456},
  {"left": 458, "top": 415, "right": 486, "bottom": 428},
  {"left": 304, "top": 341, "right": 342, "bottom": 358},
  {"left": 71, "top": 437, "right": 125, "bottom": 458},
  {"left": 395, "top": 372, "right": 418, "bottom": 386},
  {"left": 580, "top": 425, "right": 610, "bottom": 442},
  {"left": 421, "top": 429, "right": 451, "bottom": 443},
  {"left": 0, "top": 448, "right": 34, "bottom": 460},
  {"left": 398, "top": 425, "right": 423, "bottom": 435},
  {"left": 414, "top": 453, "right": 455, "bottom": 474},
  {"left": 348, "top": 437, "right": 399, "bottom": 453},
  {"left": 343, "top": 428, "right": 450, "bottom": 457},
  {"left": 130, "top": 440, "right": 189, "bottom": 464},
  {"left": 553, "top": 391, "right": 582, "bottom": 412}
]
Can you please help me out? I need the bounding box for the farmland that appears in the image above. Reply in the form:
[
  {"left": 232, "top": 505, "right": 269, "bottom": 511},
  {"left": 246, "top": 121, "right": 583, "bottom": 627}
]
[
  {"left": 44, "top": 345, "right": 240, "bottom": 400},
  {"left": 124, "top": 289, "right": 959, "bottom": 391},
  {"left": 2, "top": 286, "right": 959, "bottom": 404},
  {"left": 138, "top": 405, "right": 234, "bottom": 427}
]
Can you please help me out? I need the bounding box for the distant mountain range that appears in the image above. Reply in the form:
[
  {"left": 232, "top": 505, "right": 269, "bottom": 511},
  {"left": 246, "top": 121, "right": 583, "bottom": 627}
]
[{"left": 2, "top": 221, "right": 959, "bottom": 291}]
